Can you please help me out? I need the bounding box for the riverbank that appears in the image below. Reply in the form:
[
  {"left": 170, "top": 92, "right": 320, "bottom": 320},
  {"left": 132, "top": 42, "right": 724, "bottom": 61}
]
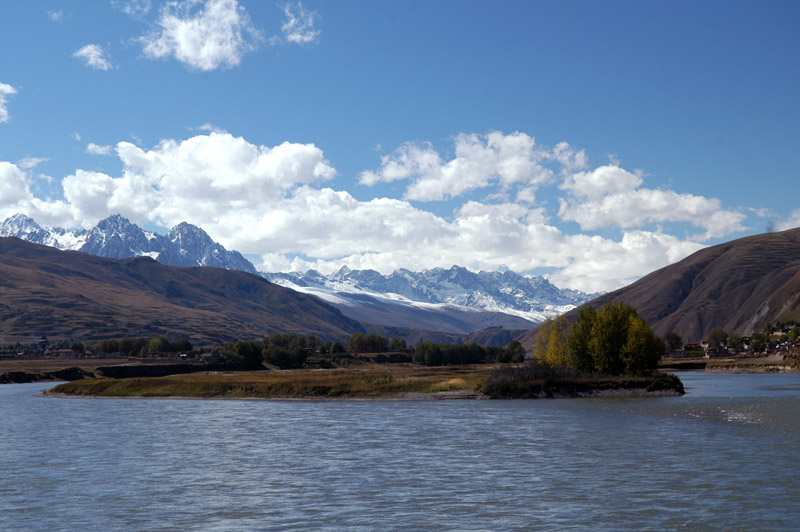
[{"left": 44, "top": 364, "right": 685, "bottom": 400}]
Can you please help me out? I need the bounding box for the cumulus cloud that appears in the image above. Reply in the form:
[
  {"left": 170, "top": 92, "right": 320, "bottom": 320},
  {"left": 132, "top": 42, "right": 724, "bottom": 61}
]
[
  {"left": 58, "top": 132, "right": 336, "bottom": 229},
  {"left": 48, "top": 10, "right": 64, "bottom": 23},
  {"left": 0, "top": 81, "right": 17, "bottom": 124},
  {"left": 2, "top": 130, "right": 758, "bottom": 292},
  {"left": 139, "top": 0, "right": 262, "bottom": 71},
  {"left": 0, "top": 162, "right": 73, "bottom": 227},
  {"left": 271, "top": 2, "right": 320, "bottom": 46},
  {"left": 360, "top": 131, "right": 552, "bottom": 201},
  {"left": 86, "top": 143, "right": 114, "bottom": 156},
  {"left": 558, "top": 164, "right": 746, "bottom": 240},
  {"left": 73, "top": 44, "right": 113, "bottom": 70}
]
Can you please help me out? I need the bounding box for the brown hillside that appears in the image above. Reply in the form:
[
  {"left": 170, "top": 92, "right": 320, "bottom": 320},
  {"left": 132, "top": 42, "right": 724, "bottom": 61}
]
[
  {"left": 0, "top": 237, "right": 363, "bottom": 344},
  {"left": 519, "top": 227, "right": 800, "bottom": 349}
]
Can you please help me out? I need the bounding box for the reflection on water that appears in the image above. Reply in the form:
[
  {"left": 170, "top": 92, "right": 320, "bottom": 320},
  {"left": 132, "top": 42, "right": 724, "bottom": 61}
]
[{"left": 1, "top": 372, "right": 799, "bottom": 531}]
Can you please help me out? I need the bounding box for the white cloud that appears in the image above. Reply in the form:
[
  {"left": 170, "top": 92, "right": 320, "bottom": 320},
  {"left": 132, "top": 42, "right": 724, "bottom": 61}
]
[
  {"left": 777, "top": 209, "right": 800, "bottom": 231},
  {"left": 0, "top": 162, "right": 74, "bottom": 228},
  {"left": 86, "top": 143, "right": 114, "bottom": 156},
  {"left": 558, "top": 165, "right": 747, "bottom": 240},
  {"left": 71, "top": 132, "right": 82, "bottom": 141},
  {"left": 1, "top": 130, "right": 758, "bottom": 293},
  {"left": 0, "top": 81, "right": 17, "bottom": 124},
  {"left": 58, "top": 132, "right": 336, "bottom": 229},
  {"left": 139, "top": 0, "right": 262, "bottom": 71},
  {"left": 113, "top": 0, "right": 152, "bottom": 18},
  {"left": 360, "top": 131, "right": 552, "bottom": 202},
  {"left": 272, "top": 2, "right": 320, "bottom": 46},
  {"left": 17, "top": 157, "right": 48, "bottom": 170},
  {"left": 48, "top": 10, "right": 64, "bottom": 23},
  {"left": 73, "top": 44, "right": 113, "bottom": 70}
]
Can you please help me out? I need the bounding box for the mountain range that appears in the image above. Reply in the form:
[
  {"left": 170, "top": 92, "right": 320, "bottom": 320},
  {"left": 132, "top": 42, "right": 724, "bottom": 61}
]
[
  {"left": 0, "top": 213, "right": 257, "bottom": 273},
  {"left": 518, "top": 227, "right": 800, "bottom": 351},
  {"left": 266, "top": 266, "right": 595, "bottom": 333},
  {"left": 1, "top": 214, "right": 597, "bottom": 334}
]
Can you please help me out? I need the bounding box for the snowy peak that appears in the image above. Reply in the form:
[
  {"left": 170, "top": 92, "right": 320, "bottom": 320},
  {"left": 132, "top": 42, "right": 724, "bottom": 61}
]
[
  {"left": 0, "top": 214, "right": 256, "bottom": 274},
  {"left": 265, "top": 266, "right": 599, "bottom": 323},
  {"left": 82, "top": 215, "right": 156, "bottom": 259},
  {"left": 162, "top": 222, "right": 255, "bottom": 272},
  {"left": 0, "top": 213, "right": 41, "bottom": 236},
  {"left": 0, "top": 213, "right": 87, "bottom": 249}
]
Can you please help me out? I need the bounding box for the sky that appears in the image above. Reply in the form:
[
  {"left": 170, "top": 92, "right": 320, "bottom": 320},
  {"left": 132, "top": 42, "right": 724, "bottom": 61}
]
[{"left": 0, "top": 0, "right": 798, "bottom": 293}]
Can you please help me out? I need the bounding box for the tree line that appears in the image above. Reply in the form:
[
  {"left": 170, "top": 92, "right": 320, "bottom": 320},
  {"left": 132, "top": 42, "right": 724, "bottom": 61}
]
[{"left": 534, "top": 302, "right": 662, "bottom": 375}]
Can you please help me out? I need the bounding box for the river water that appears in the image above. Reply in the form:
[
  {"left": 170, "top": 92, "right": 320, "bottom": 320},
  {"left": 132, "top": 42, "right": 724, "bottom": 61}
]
[{"left": 1, "top": 372, "right": 799, "bottom": 531}]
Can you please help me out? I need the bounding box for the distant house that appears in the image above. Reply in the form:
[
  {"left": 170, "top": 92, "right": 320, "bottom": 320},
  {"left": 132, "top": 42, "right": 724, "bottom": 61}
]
[{"left": 51, "top": 349, "right": 78, "bottom": 358}]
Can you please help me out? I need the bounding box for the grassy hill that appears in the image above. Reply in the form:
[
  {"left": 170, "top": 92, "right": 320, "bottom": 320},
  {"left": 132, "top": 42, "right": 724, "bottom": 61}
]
[{"left": 0, "top": 237, "right": 364, "bottom": 344}]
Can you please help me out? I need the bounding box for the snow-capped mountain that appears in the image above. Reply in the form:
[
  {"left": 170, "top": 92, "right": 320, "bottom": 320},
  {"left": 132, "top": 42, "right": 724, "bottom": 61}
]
[
  {"left": 266, "top": 265, "right": 599, "bottom": 325},
  {"left": 0, "top": 213, "right": 88, "bottom": 250},
  {"left": 0, "top": 214, "right": 257, "bottom": 273},
  {"left": 1, "top": 213, "right": 599, "bottom": 333}
]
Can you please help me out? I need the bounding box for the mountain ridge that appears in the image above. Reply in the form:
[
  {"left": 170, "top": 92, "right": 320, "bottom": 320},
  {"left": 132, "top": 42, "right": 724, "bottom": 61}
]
[{"left": 0, "top": 237, "right": 363, "bottom": 344}]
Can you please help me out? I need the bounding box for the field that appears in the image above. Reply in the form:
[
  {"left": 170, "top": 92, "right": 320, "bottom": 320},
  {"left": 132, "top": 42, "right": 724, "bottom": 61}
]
[{"left": 47, "top": 364, "right": 497, "bottom": 400}]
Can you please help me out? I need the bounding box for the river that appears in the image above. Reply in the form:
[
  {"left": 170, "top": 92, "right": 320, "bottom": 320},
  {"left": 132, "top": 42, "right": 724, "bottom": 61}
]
[{"left": 1, "top": 372, "right": 799, "bottom": 531}]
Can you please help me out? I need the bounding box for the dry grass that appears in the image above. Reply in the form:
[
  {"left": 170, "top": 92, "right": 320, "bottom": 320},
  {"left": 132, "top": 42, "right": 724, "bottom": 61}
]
[{"left": 50, "top": 364, "right": 497, "bottom": 399}]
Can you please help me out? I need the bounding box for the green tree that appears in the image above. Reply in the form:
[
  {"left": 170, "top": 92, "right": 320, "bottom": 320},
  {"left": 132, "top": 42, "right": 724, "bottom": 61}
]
[
  {"left": 707, "top": 329, "right": 728, "bottom": 351},
  {"left": 663, "top": 331, "right": 682, "bottom": 352},
  {"left": 728, "top": 331, "right": 743, "bottom": 351},
  {"left": 505, "top": 340, "right": 526, "bottom": 363},
  {"left": 331, "top": 341, "right": 345, "bottom": 354},
  {"left": 621, "top": 315, "right": 663, "bottom": 374},
  {"left": 750, "top": 332, "right": 766, "bottom": 353},
  {"left": 590, "top": 302, "right": 638, "bottom": 375},
  {"left": 568, "top": 305, "right": 596, "bottom": 373},
  {"left": 390, "top": 337, "right": 407, "bottom": 352},
  {"left": 148, "top": 336, "right": 172, "bottom": 354},
  {"left": 234, "top": 340, "right": 262, "bottom": 366}
]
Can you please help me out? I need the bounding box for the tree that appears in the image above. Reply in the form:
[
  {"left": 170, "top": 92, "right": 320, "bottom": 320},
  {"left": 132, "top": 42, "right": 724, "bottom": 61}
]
[
  {"left": 331, "top": 341, "right": 345, "bottom": 354},
  {"left": 390, "top": 337, "right": 407, "bottom": 352},
  {"left": 568, "top": 305, "right": 596, "bottom": 373},
  {"left": 590, "top": 302, "right": 638, "bottom": 375},
  {"left": 234, "top": 340, "right": 262, "bottom": 366},
  {"left": 148, "top": 336, "right": 172, "bottom": 354},
  {"left": 505, "top": 340, "right": 526, "bottom": 363},
  {"left": 728, "top": 331, "right": 743, "bottom": 351},
  {"left": 707, "top": 329, "right": 728, "bottom": 351},
  {"left": 533, "top": 319, "right": 553, "bottom": 360},
  {"left": 621, "top": 315, "right": 663, "bottom": 374},
  {"left": 663, "top": 331, "right": 682, "bottom": 352},
  {"left": 545, "top": 315, "right": 570, "bottom": 367},
  {"left": 750, "top": 332, "right": 766, "bottom": 353}
]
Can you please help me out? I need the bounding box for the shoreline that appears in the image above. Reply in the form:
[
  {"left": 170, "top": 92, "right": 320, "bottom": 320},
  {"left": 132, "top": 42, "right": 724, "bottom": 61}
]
[{"left": 38, "top": 386, "right": 682, "bottom": 402}]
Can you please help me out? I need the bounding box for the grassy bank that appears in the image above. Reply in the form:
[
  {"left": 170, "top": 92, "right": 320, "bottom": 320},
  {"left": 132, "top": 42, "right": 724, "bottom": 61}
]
[
  {"left": 48, "top": 365, "right": 495, "bottom": 400},
  {"left": 47, "top": 362, "right": 686, "bottom": 400}
]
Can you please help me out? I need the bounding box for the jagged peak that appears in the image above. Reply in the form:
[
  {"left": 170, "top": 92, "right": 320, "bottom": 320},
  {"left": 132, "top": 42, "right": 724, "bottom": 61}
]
[{"left": 0, "top": 213, "right": 41, "bottom": 233}]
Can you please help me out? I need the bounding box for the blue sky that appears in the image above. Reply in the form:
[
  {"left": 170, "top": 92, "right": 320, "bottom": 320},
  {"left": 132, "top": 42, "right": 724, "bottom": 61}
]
[{"left": 1, "top": 0, "right": 798, "bottom": 292}]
